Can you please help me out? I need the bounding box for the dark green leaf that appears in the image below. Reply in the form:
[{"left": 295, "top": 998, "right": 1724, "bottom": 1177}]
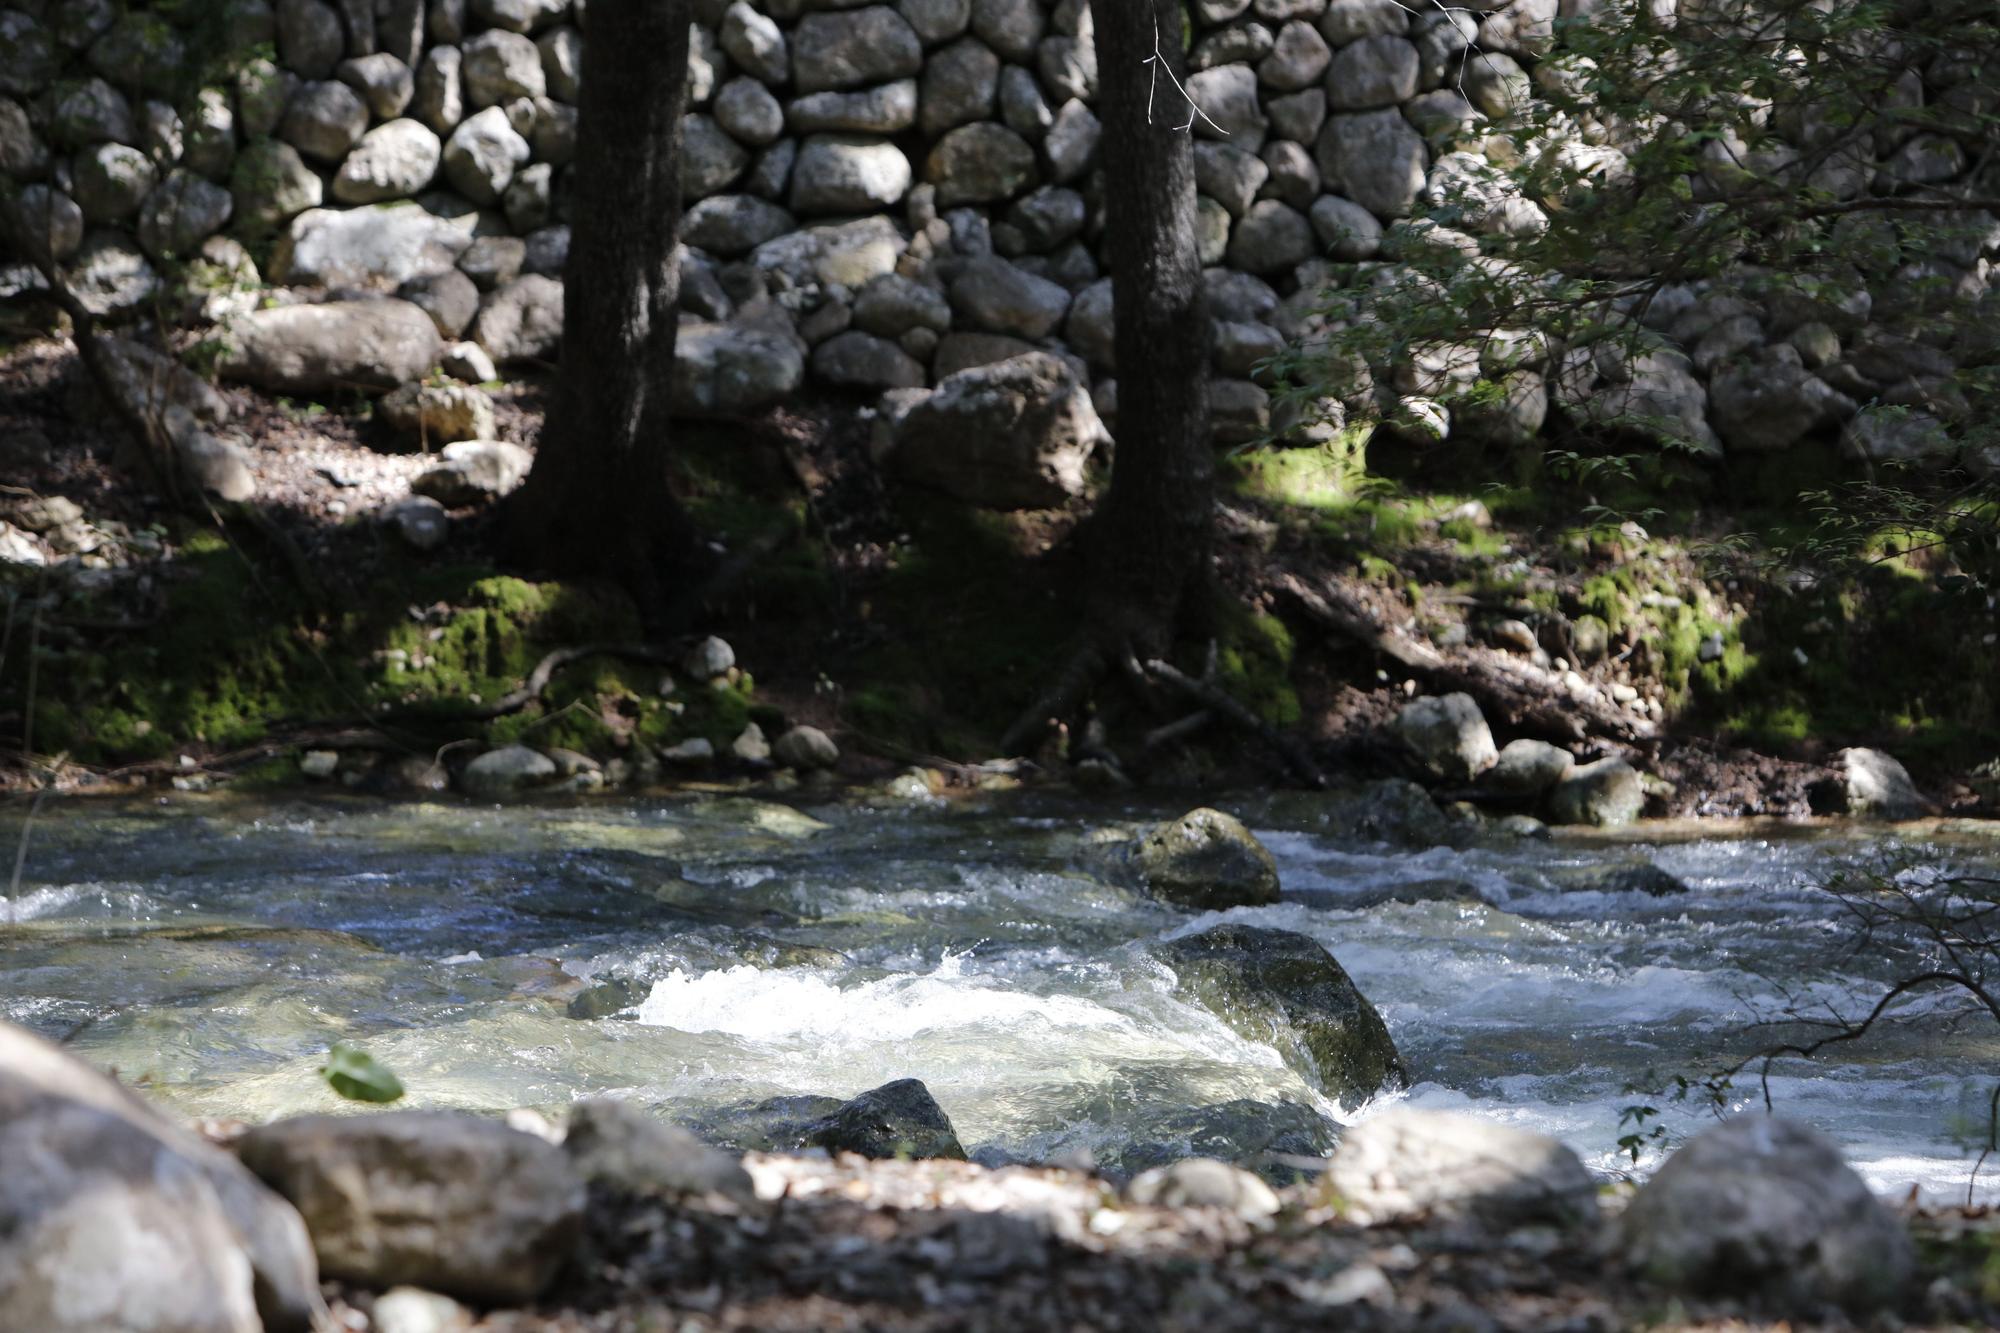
[{"left": 320, "top": 1043, "right": 405, "bottom": 1103}]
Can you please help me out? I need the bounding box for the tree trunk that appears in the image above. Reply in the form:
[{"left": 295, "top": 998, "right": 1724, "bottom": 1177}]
[
  {"left": 507, "top": 0, "right": 694, "bottom": 619},
  {"left": 1086, "top": 0, "right": 1214, "bottom": 656}
]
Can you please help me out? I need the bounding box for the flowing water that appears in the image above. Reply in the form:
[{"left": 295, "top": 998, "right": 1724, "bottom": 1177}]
[{"left": 5, "top": 789, "right": 1999, "bottom": 1199}]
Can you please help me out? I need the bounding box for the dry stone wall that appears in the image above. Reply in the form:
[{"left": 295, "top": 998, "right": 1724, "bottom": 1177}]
[{"left": 2, "top": 0, "right": 1995, "bottom": 498}]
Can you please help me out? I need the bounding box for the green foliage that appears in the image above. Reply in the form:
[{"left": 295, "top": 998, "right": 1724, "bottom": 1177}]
[{"left": 320, "top": 1043, "right": 404, "bottom": 1103}]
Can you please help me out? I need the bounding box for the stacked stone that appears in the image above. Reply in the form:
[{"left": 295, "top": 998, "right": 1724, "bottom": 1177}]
[{"left": 3, "top": 0, "right": 1994, "bottom": 499}]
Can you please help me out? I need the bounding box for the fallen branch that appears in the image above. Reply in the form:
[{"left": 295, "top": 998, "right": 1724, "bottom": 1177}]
[{"left": 1127, "top": 651, "right": 1326, "bottom": 789}]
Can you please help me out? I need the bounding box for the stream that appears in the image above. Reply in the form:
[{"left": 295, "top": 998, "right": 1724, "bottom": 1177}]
[{"left": 5, "top": 789, "right": 1998, "bottom": 1200}]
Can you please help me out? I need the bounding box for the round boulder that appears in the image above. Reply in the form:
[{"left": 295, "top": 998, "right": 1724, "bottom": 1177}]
[{"left": 1132, "top": 807, "right": 1280, "bottom": 911}]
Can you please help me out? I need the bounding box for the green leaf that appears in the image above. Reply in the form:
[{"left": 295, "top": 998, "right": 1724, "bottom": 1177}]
[{"left": 320, "top": 1043, "right": 405, "bottom": 1103}]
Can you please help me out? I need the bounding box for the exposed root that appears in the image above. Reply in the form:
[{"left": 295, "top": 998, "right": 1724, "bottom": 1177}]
[{"left": 1125, "top": 649, "right": 1326, "bottom": 789}]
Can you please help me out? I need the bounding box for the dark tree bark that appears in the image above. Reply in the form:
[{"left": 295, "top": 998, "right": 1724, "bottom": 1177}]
[
  {"left": 507, "top": 0, "right": 694, "bottom": 618},
  {"left": 1086, "top": 0, "right": 1215, "bottom": 653},
  {"left": 1001, "top": 0, "right": 1213, "bottom": 753}
]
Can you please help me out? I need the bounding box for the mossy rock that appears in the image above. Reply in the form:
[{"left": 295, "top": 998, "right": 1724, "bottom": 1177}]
[
  {"left": 1131, "top": 808, "right": 1280, "bottom": 911},
  {"left": 1154, "top": 924, "right": 1407, "bottom": 1103},
  {"left": 800, "top": 1078, "right": 966, "bottom": 1161}
]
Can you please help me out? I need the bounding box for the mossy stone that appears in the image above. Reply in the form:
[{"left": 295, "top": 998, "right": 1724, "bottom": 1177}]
[
  {"left": 1155, "top": 924, "right": 1406, "bottom": 1103},
  {"left": 1132, "top": 808, "right": 1280, "bottom": 911}
]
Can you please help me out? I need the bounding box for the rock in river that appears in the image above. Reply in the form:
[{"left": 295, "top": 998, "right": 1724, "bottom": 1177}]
[
  {"left": 1154, "top": 924, "right": 1406, "bottom": 1102},
  {"left": 1131, "top": 807, "right": 1280, "bottom": 911}
]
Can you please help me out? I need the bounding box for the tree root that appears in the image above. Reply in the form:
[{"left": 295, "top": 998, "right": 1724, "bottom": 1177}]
[
  {"left": 1278, "top": 571, "right": 1654, "bottom": 748},
  {"left": 1124, "top": 650, "right": 1326, "bottom": 789},
  {"left": 999, "top": 640, "right": 1108, "bottom": 758},
  {"left": 377, "top": 642, "right": 679, "bottom": 724}
]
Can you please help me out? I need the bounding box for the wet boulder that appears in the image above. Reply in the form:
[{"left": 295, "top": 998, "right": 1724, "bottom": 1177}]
[
  {"left": 1114, "top": 1098, "right": 1340, "bottom": 1184},
  {"left": 0, "top": 1021, "right": 320, "bottom": 1333},
  {"left": 803, "top": 1078, "right": 966, "bottom": 1161},
  {"left": 460, "top": 743, "right": 558, "bottom": 794},
  {"left": 1323, "top": 1107, "right": 1598, "bottom": 1229},
  {"left": 1548, "top": 756, "right": 1645, "bottom": 827},
  {"left": 1154, "top": 924, "right": 1406, "bottom": 1102},
  {"left": 237, "top": 1110, "right": 585, "bottom": 1306},
  {"left": 1618, "top": 1116, "right": 1913, "bottom": 1312},
  {"left": 1480, "top": 738, "right": 1573, "bottom": 797},
  {"left": 1131, "top": 807, "right": 1280, "bottom": 911},
  {"left": 1395, "top": 692, "right": 1496, "bottom": 782}
]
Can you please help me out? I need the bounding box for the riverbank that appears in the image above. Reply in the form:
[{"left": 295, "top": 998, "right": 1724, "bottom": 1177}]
[{"left": 2, "top": 337, "right": 1996, "bottom": 818}]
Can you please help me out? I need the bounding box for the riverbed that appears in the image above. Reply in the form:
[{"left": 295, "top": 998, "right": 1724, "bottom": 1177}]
[{"left": 4, "top": 789, "right": 1996, "bottom": 1200}]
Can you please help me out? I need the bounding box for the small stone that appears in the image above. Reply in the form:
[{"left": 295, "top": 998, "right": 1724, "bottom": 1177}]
[
  {"left": 731, "top": 722, "right": 772, "bottom": 765},
  {"left": 300, "top": 749, "right": 340, "bottom": 779},
  {"left": 460, "top": 744, "right": 558, "bottom": 794},
  {"left": 684, "top": 635, "right": 736, "bottom": 679},
  {"left": 386, "top": 495, "right": 449, "bottom": 549},
  {"left": 1128, "top": 1158, "right": 1280, "bottom": 1219},
  {"left": 772, "top": 725, "right": 839, "bottom": 770},
  {"left": 1394, "top": 692, "right": 1496, "bottom": 781}
]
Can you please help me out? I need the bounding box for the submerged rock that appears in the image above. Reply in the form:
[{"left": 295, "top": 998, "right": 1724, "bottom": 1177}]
[
  {"left": 804, "top": 1078, "right": 967, "bottom": 1161},
  {"left": 237, "top": 1110, "right": 585, "bottom": 1306},
  {"left": 1619, "top": 1116, "right": 1913, "bottom": 1312},
  {"left": 1113, "top": 1098, "right": 1340, "bottom": 1184},
  {"left": 0, "top": 1021, "right": 320, "bottom": 1333},
  {"left": 1154, "top": 924, "right": 1405, "bottom": 1102},
  {"left": 1131, "top": 807, "right": 1280, "bottom": 911},
  {"left": 1323, "top": 1107, "right": 1599, "bottom": 1230}
]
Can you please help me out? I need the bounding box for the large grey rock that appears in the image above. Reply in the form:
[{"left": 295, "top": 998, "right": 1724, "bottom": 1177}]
[
  {"left": 414, "top": 45, "right": 465, "bottom": 136},
  {"left": 1317, "top": 108, "right": 1427, "bottom": 218},
  {"left": 682, "top": 113, "right": 753, "bottom": 197},
  {"left": 412, "top": 439, "right": 533, "bottom": 505},
  {"left": 1310, "top": 193, "right": 1382, "bottom": 258},
  {"left": 715, "top": 77, "right": 785, "bottom": 145},
  {"left": 1619, "top": 1117, "right": 1913, "bottom": 1312},
  {"left": 1395, "top": 692, "right": 1496, "bottom": 781},
  {"left": 1552, "top": 344, "right": 1721, "bottom": 457},
  {"left": 720, "top": 1, "right": 789, "bottom": 84},
  {"left": 404, "top": 267, "right": 482, "bottom": 339},
  {"left": 793, "top": 6, "right": 924, "bottom": 93},
  {"left": 1043, "top": 98, "right": 1099, "bottom": 183},
  {"left": 1260, "top": 19, "right": 1331, "bottom": 91},
  {"left": 1188, "top": 63, "right": 1268, "bottom": 145},
  {"left": 1194, "top": 142, "right": 1270, "bottom": 218},
  {"left": 45, "top": 77, "right": 133, "bottom": 148},
  {"left": 1326, "top": 33, "right": 1419, "bottom": 109},
  {"left": 469, "top": 273, "right": 563, "bottom": 362},
  {"left": 71, "top": 142, "right": 156, "bottom": 224},
  {"left": 969, "top": 0, "right": 1042, "bottom": 60},
  {"left": 236, "top": 57, "right": 297, "bottom": 140},
  {"left": 380, "top": 381, "right": 495, "bottom": 443},
  {"left": 462, "top": 29, "right": 545, "bottom": 108},
  {"left": 470, "top": 0, "right": 568, "bottom": 33},
  {"left": 273, "top": 203, "right": 474, "bottom": 288},
  {"left": 536, "top": 25, "right": 582, "bottom": 102},
  {"left": 65, "top": 232, "right": 159, "bottom": 317},
  {"left": 276, "top": 0, "right": 344, "bottom": 79},
  {"left": 684, "top": 194, "right": 796, "bottom": 255},
  {"left": 773, "top": 724, "right": 841, "bottom": 770},
  {"left": 1155, "top": 924, "right": 1407, "bottom": 1101},
  {"left": 1128, "top": 1158, "right": 1281, "bottom": 1220},
  {"left": 180, "top": 88, "right": 237, "bottom": 180},
  {"left": 0, "top": 98, "right": 45, "bottom": 178},
  {"left": 903, "top": 0, "right": 972, "bottom": 45},
  {"left": 135, "top": 171, "right": 232, "bottom": 260},
  {"left": 1227, "top": 199, "right": 1314, "bottom": 275},
  {"left": 919, "top": 37, "right": 999, "bottom": 138},
  {"left": 1133, "top": 807, "right": 1280, "bottom": 910},
  {"left": 563, "top": 1100, "right": 755, "bottom": 1203},
  {"left": 332, "top": 118, "right": 442, "bottom": 203},
  {"left": 3, "top": 184, "right": 80, "bottom": 262},
  {"left": 0, "top": 11, "right": 56, "bottom": 97},
  {"left": 1325, "top": 1108, "right": 1598, "bottom": 1228},
  {"left": 1548, "top": 756, "right": 1645, "bottom": 828},
  {"left": 787, "top": 80, "right": 919, "bottom": 134},
  {"left": 1482, "top": 738, "right": 1573, "bottom": 796},
  {"left": 1841, "top": 405, "right": 1952, "bottom": 463},
  {"left": 1006, "top": 184, "right": 1086, "bottom": 251},
  {"left": 891, "top": 351, "right": 1103, "bottom": 508},
  {"left": 926, "top": 122, "right": 1036, "bottom": 206},
  {"left": 854, "top": 272, "right": 951, "bottom": 337},
  {"left": 238, "top": 1111, "right": 584, "bottom": 1305},
  {"left": 751, "top": 215, "right": 905, "bottom": 288},
  {"left": 813, "top": 330, "right": 926, "bottom": 389},
  {"left": 949, "top": 256, "right": 1069, "bottom": 338},
  {"left": 673, "top": 319, "right": 807, "bottom": 416},
  {"left": 281, "top": 80, "right": 369, "bottom": 164},
  {"left": 791, "top": 134, "right": 910, "bottom": 214},
  {"left": 338, "top": 52, "right": 415, "bottom": 119},
  {"left": 220, "top": 299, "right": 443, "bottom": 394},
  {"left": 0, "top": 1020, "right": 319, "bottom": 1333},
  {"left": 232, "top": 140, "right": 325, "bottom": 235},
  {"left": 443, "top": 105, "right": 529, "bottom": 204},
  {"left": 1841, "top": 747, "right": 1926, "bottom": 819}
]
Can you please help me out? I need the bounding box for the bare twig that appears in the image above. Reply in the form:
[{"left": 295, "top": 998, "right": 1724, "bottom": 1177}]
[{"left": 1144, "top": 17, "right": 1226, "bottom": 135}]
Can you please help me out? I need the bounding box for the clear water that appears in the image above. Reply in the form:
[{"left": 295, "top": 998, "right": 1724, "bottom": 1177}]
[{"left": 4, "top": 790, "right": 1997, "bottom": 1200}]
